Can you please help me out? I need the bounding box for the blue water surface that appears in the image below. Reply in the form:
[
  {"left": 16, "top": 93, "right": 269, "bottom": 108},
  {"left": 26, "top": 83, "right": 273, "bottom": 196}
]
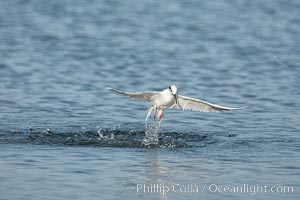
[{"left": 0, "top": 0, "right": 299, "bottom": 199}]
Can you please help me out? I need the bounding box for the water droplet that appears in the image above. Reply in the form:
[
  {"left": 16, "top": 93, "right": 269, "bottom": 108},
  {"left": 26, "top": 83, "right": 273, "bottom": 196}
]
[{"left": 97, "top": 128, "right": 103, "bottom": 139}]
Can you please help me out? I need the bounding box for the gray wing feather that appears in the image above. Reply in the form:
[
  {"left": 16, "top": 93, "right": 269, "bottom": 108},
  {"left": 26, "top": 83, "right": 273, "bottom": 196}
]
[
  {"left": 176, "top": 95, "right": 243, "bottom": 112},
  {"left": 107, "top": 87, "right": 158, "bottom": 103}
]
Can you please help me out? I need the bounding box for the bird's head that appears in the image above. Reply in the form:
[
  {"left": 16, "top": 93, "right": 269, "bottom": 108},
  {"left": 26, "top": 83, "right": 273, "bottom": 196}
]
[{"left": 168, "top": 85, "right": 177, "bottom": 95}]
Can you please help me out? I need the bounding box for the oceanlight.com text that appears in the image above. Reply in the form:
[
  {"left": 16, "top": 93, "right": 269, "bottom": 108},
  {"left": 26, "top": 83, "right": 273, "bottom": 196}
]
[{"left": 136, "top": 183, "right": 294, "bottom": 196}]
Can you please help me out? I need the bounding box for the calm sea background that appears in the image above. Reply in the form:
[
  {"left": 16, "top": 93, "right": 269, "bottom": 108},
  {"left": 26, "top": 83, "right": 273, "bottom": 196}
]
[{"left": 0, "top": 0, "right": 299, "bottom": 199}]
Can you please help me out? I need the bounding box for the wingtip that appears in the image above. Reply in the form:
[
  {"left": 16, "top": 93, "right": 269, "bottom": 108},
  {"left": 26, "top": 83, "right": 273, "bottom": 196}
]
[
  {"left": 233, "top": 107, "right": 246, "bottom": 110},
  {"left": 106, "top": 87, "right": 122, "bottom": 94},
  {"left": 223, "top": 106, "right": 245, "bottom": 111}
]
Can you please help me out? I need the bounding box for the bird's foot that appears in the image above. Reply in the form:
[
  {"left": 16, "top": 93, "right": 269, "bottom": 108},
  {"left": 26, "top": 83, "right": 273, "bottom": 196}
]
[{"left": 159, "top": 114, "right": 163, "bottom": 121}]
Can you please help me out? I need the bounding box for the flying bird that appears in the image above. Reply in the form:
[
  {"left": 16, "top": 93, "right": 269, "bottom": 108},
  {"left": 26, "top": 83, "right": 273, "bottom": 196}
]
[{"left": 107, "top": 85, "right": 242, "bottom": 128}]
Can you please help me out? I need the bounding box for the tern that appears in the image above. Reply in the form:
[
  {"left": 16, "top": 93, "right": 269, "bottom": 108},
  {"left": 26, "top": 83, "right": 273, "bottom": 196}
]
[{"left": 107, "top": 85, "right": 242, "bottom": 128}]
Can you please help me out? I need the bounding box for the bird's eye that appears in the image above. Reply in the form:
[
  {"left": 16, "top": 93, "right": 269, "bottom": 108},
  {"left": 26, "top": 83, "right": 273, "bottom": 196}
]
[{"left": 169, "top": 86, "right": 172, "bottom": 91}]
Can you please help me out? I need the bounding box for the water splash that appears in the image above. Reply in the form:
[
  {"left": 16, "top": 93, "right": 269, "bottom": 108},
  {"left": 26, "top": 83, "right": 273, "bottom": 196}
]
[
  {"left": 97, "top": 128, "right": 104, "bottom": 139},
  {"left": 142, "top": 124, "right": 160, "bottom": 147},
  {"left": 0, "top": 125, "right": 229, "bottom": 148}
]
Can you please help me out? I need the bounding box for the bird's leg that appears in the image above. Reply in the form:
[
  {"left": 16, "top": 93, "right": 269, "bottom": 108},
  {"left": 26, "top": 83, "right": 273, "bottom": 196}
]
[
  {"left": 145, "top": 107, "right": 154, "bottom": 128},
  {"left": 153, "top": 107, "right": 157, "bottom": 121},
  {"left": 159, "top": 109, "right": 164, "bottom": 121},
  {"left": 158, "top": 109, "right": 164, "bottom": 128}
]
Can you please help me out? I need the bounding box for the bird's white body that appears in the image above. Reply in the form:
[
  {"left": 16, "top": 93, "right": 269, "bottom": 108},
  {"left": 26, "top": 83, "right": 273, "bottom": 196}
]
[
  {"left": 107, "top": 85, "right": 242, "bottom": 128},
  {"left": 144, "top": 88, "right": 176, "bottom": 127},
  {"left": 153, "top": 88, "right": 176, "bottom": 108}
]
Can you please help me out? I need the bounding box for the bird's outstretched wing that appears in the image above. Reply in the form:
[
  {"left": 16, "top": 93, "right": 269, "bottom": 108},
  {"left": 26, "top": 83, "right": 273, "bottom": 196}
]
[
  {"left": 175, "top": 95, "right": 243, "bottom": 112},
  {"left": 107, "top": 87, "right": 159, "bottom": 103}
]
